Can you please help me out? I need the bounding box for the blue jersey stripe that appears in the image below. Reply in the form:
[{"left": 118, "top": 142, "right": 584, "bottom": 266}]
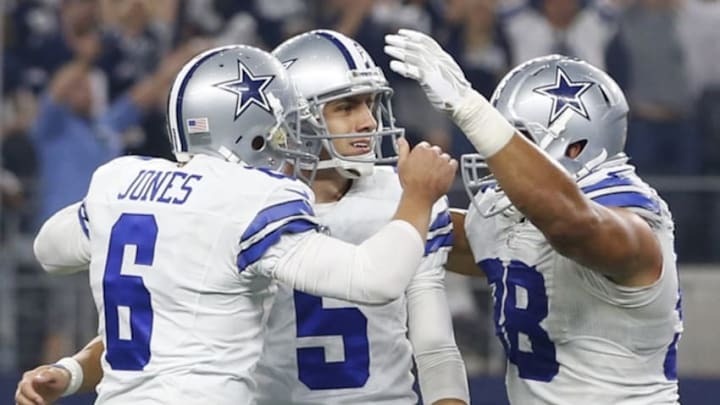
[
  {"left": 663, "top": 332, "right": 680, "bottom": 380},
  {"left": 237, "top": 219, "right": 318, "bottom": 270},
  {"left": 315, "top": 31, "right": 357, "bottom": 69},
  {"left": 591, "top": 191, "right": 660, "bottom": 213},
  {"left": 425, "top": 232, "right": 453, "bottom": 256},
  {"left": 429, "top": 210, "right": 451, "bottom": 233},
  {"left": 77, "top": 202, "right": 89, "bottom": 238},
  {"left": 242, "top": 199, "right": 315, "bottom": 243},
  {"left": 581, "top": 175, "right": 635, "bottom": 194}
]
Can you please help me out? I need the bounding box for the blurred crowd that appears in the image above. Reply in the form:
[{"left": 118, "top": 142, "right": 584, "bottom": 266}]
[{"left": 2, "top": 0, "right": 720, "bottom": 375}]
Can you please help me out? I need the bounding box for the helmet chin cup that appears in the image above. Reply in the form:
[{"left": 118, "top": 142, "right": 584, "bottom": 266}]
[
  {"left": 334, "top": 160, "right": 375, "bottom": 179},
  {"left": 314, "top": 150, "right": 376, "bottom": 179}
]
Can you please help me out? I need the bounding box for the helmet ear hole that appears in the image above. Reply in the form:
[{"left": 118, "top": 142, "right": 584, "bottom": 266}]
[
  {"left": 252, "top": 136, "right": 266, "bottom": 151},
  {"left": 566, "top": 140, "right": 588, "bottom": 159}
]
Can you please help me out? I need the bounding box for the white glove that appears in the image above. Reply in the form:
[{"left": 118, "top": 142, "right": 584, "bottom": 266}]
[
  {"left": 384, "top": 29, "right": 471, "bottom": 112},
  {"left": 384, "top": 29, "right": 516, "bottom": 158}
]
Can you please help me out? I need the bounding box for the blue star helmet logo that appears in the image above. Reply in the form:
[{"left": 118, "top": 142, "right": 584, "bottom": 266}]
[
  {"left": 533, "top": 67, "right": 594, "bottom": 126},
  {"left": 214, "top": 60, "right": 275, "bottom": 119}
]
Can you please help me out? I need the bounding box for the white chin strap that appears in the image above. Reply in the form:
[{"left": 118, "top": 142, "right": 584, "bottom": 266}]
[
  {"left": 174, "top": 152, "right": 192, "bottom": 163},
  {"left": 218, "top": 145, "right": 242, "bottom": 163},
  {"left": 315, "top": 155, "right": 375, "bottom": 179},
  {"left": 309, "top": 138, "right": 376, "bottom": 179}
]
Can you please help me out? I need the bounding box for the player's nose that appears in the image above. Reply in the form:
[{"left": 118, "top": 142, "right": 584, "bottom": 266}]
[{"left": 356, "top": 104, "right": 377, "bottom": 133}]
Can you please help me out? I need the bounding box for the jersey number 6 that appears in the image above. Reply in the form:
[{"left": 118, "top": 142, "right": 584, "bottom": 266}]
[{"left": 104, "top": 213, "right": 156, "bottom": 371}]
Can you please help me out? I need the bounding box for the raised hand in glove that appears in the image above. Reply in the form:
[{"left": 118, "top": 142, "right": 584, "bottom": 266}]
[
  {"left": 384, "top": 29, "right": 516, "bottom": 158},
  {"left": 384, "top": 29, "right": 472, "bottom": 113}
]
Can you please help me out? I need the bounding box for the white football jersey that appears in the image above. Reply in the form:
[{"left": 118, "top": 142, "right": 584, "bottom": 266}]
[
  {"left": 81, "top": 155, "right": 319, "bottom": 405},
  {"left": 253, "top": 166, "right": 453, "bottom": 404},
  {"left": 466, "top": 162, "right": 683, "bottom": 405}
]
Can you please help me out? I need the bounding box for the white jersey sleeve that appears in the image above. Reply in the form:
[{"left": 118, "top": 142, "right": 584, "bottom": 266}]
[
  {"left": 421, "top": 196, "right": 454, "bottom": 270},
  {"left": 33, "top": 201, "right": 91, "bottom": 274},
  {"left": 238, "top": 183, "right": 320, "bottom": 275},
  {"left": 409, "top": 196, "right": 470, "bottom": 404},
  {"left": 250, "top": 167, "right": 426, "bottom": 305},
  {"left": 270, "top": 220, "right": 424, "bottom": 304}
]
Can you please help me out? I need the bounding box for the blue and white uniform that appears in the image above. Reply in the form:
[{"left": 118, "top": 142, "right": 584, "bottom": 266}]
[
  {"left": 253, "top": 166, "right": 466, "bottom": 404},
  {"left": 76, "top": 155, "right": 318, "bottom": 404},
  {"left": 33, "top": 155, "right": 437, "bottom": 404},
  {"left": 466, "top": 160, "right": 683, "bottom": 405}
]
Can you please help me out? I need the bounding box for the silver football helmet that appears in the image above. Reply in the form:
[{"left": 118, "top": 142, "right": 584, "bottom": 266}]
[
  {"left": 462, "top": 54, "right": 629, "bottom": 216},
  {"left": 272, "top": 29, "right": 404, "bottom": 178},
  {"left": 166, "top": 44, "right": 318, "bottom": 180}
]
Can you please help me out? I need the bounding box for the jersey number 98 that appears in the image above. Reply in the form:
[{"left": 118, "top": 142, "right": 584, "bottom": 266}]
[{"left": 481, "top": 258, "right": 559, "bottom": 382}]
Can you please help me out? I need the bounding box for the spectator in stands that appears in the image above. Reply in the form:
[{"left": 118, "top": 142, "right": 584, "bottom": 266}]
[
  {"left": 17, "top": 0, "right": 123, "bottom": 94},
  {"left": 501, "top": 0, "right": 618, "bottom": 69},
  {"left": 3, "top": 3, "right": 48, "bottom": 370},
  {"left": 609, "top": 0, "right": 698, "bottom": 176},
  {"left": 98, "top": 0, "right": 173, "bottom": 98},
  {"left": 31, "top": 34, "right": 212, "bottom": 362},
  {"left": 439, "top": 0, "right": 512, "bottom": 156},
  {"left": 676, "top": 0, "right": 720, "bottom": 174},
  {"left": 441, "top": 0, "right": 510, "bottom": 98},
  {"left": 606, "top": 0, "right": 705, "bottom": 260},
  {"left": 101, "top": 0, "right": 179, "bottom": 158},
  {"left": 367, "top": 0, "right": 455, "bottom": 152}
]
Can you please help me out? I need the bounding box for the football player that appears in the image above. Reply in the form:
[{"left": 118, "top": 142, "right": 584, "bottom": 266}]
[
  {"left": 251, "top": 30, "right": 469, "bottom": 405},
  {"left": 15, "top": 44, "right": 457, "bottom": 405},
  {"left": 385, "top": 29, "right": 683, "bottom": 404}
]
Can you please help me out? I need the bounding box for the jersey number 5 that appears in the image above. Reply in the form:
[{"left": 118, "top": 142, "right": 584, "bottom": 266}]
[
  {"left": 481, "top": 258, "right": 559, "bottom": 382},
  {"left": 104, "top": 213, "right": 156, "bottom": 371},
  {"left": 293, "top": 291, "right": 370, "bottom": 390}
]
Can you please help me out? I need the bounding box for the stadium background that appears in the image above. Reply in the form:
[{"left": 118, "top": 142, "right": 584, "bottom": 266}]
[{"left": 1, "top": 0, "right": 719, "bottom": 403}]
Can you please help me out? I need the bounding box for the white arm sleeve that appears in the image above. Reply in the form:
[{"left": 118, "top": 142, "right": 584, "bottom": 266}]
[
  {"left": 408, "top": 267, "right": 470, "bottom": 405},
  {"left": 34, "top": 202, "right": 91, "bottom": 274},
  {"left": 272, "top": 220, "right": 424, "bottom": 305}
]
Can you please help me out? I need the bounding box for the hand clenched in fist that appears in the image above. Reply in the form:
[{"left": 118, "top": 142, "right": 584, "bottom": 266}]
[{"left": 396, "top": 138, "right": 457, "bottom": 204}]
